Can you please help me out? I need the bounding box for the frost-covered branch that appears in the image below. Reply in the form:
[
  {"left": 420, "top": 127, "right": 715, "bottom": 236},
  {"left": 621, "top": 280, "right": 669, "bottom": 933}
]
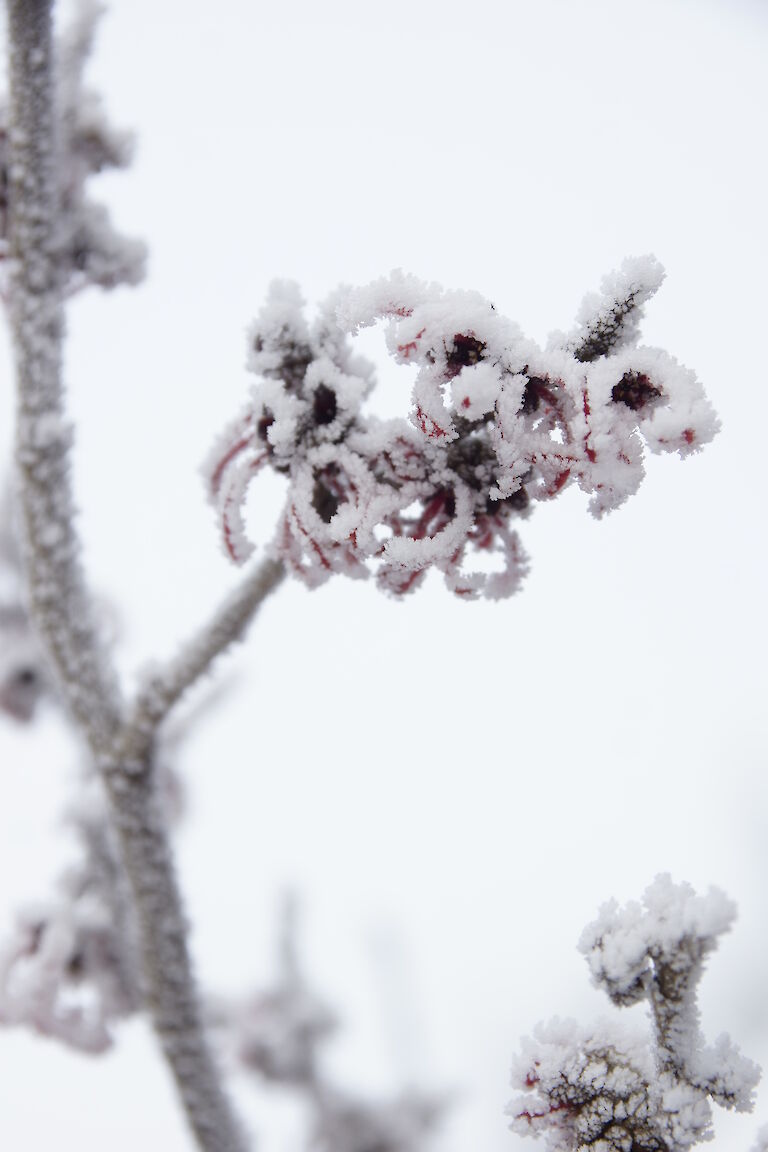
[
  {"left": 6, "top": 0, "right": 121, "bottom": 754},
  {"left": 509, "top": 877, "right": 760, "bottom": 1152},
  {"left": 4, "top": 6, "right": 253, "bottom": 1148},
  {"left": 100, "top": 761, "right": 248, "bottom": 1152},
  {"left": 123, "top": 555, "right": 284, "bottom": 758}
]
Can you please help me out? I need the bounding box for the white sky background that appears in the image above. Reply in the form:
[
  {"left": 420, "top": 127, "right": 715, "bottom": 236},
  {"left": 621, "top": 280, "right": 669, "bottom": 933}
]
[{"left": 0, "top": 0, "right": 767, "bottom": 1149}]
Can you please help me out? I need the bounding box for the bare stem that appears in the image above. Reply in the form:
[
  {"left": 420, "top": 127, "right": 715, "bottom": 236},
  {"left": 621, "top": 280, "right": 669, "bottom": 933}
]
[{"left": 4, "top": 3, "right": 266, "bottom": 1148}]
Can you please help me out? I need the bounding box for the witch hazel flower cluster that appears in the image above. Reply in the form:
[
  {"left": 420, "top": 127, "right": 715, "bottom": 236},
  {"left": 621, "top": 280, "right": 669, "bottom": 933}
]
[
  {"left": 206, "top": 257, "right": 718, "bottom": 599},
  {"left": 509, "top": 876, "right": 759, "bottom": 1152}
]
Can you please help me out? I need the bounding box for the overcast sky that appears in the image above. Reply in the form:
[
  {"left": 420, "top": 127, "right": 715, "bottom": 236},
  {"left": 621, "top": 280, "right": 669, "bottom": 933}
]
[{"left": 0, "top": 1, "right": 767, "bottom": 1150}]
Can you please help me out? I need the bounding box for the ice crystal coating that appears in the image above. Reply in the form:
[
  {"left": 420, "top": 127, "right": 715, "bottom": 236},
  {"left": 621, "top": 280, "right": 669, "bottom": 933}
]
[
  {"left": 0, "top": 1, "right": 146, "bottom": 299},
  {"left": 206, "top": 259, "right": 718, "bottom": 600},
  {"left": 0, "top": 484, "right": 50, "bottom": 722},
  {"left": 509, "top": 877, "right": 759, "bottom": 1152}
]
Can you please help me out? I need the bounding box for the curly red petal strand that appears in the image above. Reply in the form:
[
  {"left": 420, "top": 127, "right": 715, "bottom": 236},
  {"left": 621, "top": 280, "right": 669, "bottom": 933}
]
[
  {"left": 581, "top": 390, "right": 597, "bottom": 464},
  {"left": 415, "top": 405, "right": 449, "bottom": 439},
  {"left": 309, "top": 538, "right": 332, "bottom": 570},
  {"left": 397, "top": 327, "right": 426, "bottom": 359},
  {"left": 209, "top": 434, "right": 253, "bottom": 498}
]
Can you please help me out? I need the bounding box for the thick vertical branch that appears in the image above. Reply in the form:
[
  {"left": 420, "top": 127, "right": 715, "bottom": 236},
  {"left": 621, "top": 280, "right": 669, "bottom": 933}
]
[
  {"left": 103, "top": 757, "right": 248, "bottom": 1152},
  {"left": 6, "top": 0, "right": 120, "bottom": 754},
  {"left": 5, "top": 4, "right": 251, "bottom": 1149}
]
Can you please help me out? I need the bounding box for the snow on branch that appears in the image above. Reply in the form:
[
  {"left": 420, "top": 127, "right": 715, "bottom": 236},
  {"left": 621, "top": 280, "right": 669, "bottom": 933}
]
[
  {"left": 207, "top": 261, "right": 718, "bottom": 601},
  {"left": 509, "top": 877, "right": 760, "bottom": 1152}
]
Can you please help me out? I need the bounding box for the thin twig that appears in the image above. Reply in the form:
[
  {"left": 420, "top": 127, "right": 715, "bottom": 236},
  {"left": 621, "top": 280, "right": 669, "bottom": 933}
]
[{"left": 123, "top": 555, "right": 285, "bottom": 760}]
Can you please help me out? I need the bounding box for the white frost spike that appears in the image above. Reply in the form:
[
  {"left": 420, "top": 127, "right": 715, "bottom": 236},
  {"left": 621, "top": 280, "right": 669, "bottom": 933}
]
[{"left": 560, "top": 255, "right": 666, "bottom": 363}]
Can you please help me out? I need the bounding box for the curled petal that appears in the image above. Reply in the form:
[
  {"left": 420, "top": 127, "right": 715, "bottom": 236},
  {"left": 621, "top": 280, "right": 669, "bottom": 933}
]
[
  {"left": 441, "top": 517, "right": 530, "bottom": 601},
  {"left": 383, "top": 484, "right": 473, "bottom": 573},
  {"left": 215, "top": 447, "right": 269, "bottom": 565},
  {"left": 202, "top": 410, "right": 256, "bottom": 501}
]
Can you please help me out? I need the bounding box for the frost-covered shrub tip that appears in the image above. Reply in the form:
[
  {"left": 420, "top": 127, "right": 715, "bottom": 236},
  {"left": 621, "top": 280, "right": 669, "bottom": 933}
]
[
  {"left": 206, "top": 258, "right": 718, "bottom": 600},
  {"left": 509, "top": 876, "right": 759, "bottom": 1152}
]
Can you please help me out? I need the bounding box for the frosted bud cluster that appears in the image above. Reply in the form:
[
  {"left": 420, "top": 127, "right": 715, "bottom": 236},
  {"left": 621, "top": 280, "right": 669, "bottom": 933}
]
[
  {"left": 0, "top": 787, "right": 141, "bottom": 1055},
  {"left": 226, "top": 976, "right": 337, "bottom": 1086},
  {"left": 206, "top": 258, "right": 718, "bottom": 599},
  {"left": 212, "top": 898, "right": 443, "bottom": 1152},
  {"left": 509, "top": 877, "right": 759, "bottom": 1152},
  {"left": 0, "top": 891, "right": 138, "bottom": 1054},
  {"left": 0, "top": 1, "right": 146, "bottom": 298}
]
